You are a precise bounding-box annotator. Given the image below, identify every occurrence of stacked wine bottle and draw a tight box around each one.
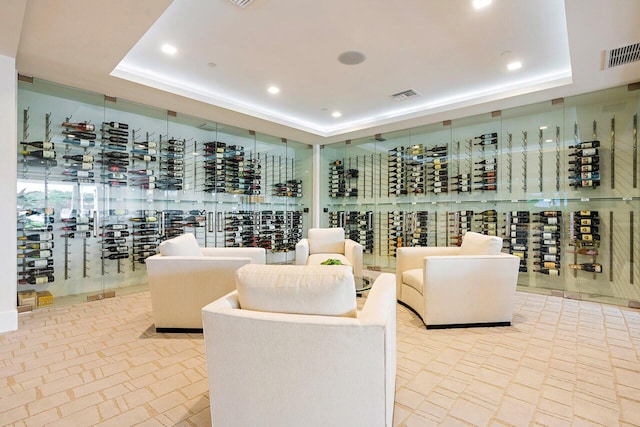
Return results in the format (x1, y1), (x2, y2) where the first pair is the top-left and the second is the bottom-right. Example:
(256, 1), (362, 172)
(184, 209), (206, 228)
(532, 211), (562, 276)
(409, 211), (429, 246)
(101, 210), (130, 261)
(203, 141), (226, 193)
(60, 121), (96, 182)
(273, 179), (302, 197)
(242, 156), (261, 195)
(60, 210), (92, 239)
(474, 133), (498, 191)
(329, 160), (346, 197)
(505, 211), (530, 273)
(388, 211), (405, 256)
(343, 168), (358, 197)
(99, 122), (129, 187)
(448, 210), (473, 246)
(17, 208), (55, 285)
(328, 210), (344, 228)
(428, 145), (448, 194)
(569, 210), (602, 273)
(131, 210), (159, 263)
(476, 210), (498, 236)
(568, 141), (600, 189)
(162, 209), (184, 240)
(407, 145), (425, 194)
(21, 140), (58, 169)
(225, 211), (258, 247)
(158, 139), (184, 190)
(130, 133), (157, 190)
(388, 147), (406, 196)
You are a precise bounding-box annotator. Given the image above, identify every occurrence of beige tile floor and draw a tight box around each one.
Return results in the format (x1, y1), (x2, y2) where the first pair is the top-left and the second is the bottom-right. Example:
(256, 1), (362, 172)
(1, 290), (639, 426)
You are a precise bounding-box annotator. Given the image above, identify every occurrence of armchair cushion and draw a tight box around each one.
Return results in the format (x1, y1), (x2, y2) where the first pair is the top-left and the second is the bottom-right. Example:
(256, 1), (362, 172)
(236, 264), (357, 318)
(158, 233), (202, 257)
(402, 268), (423, 293)
(308, 227), (345, 254)
(459, 231), (502, 255)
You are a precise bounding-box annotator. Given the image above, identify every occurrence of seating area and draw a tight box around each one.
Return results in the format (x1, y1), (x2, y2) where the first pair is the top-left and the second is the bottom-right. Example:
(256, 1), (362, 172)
(144, 229), (520, 425)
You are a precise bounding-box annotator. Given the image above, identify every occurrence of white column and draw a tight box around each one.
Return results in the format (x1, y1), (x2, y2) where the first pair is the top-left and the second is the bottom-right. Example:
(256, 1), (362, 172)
(0, 54), (18, 333)
(312, 144), (321, 228)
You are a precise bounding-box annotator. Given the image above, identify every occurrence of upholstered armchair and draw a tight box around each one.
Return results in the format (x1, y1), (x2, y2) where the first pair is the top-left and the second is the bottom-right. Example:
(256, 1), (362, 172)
(295, 227), (363, 277)
(396, 232), (520, 329)
(145, 233), (265, 332)
(202, 264), (396, 427)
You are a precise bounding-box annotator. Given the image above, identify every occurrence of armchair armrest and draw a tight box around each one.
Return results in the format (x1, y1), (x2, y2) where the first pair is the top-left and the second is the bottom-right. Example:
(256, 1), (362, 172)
(344, 239), (363, 277)
(396, 246), (460, 296)
(295, 238), (309, 265)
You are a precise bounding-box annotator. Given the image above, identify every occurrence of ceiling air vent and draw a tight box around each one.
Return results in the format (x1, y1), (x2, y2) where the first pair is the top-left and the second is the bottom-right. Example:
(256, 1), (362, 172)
(228, 0), (255, 8)
(605, 42), (640, 68)
(391, 89), (420, 101)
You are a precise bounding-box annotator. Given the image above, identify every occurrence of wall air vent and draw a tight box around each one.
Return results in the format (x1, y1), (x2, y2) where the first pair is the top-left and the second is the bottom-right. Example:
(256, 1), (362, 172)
(228, 0), (256, 8)
(605, 42), (640, 68)
(391, 89), (420, 101)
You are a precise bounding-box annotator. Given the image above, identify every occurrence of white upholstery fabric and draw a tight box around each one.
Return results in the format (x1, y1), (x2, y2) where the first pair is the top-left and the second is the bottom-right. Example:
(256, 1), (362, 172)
(158, 233), (202, 257)
(308, 227), (345, 254)
(146, 245), (266, 330)
(459, 231), (503, 255)
(396, 241), (520, 328)
(402, 268), (423, 293)
(236, 264), (357, 318)
(202, 272), (397, 427)
(295, 228), (364, 278)
(306, 253), (351, 267)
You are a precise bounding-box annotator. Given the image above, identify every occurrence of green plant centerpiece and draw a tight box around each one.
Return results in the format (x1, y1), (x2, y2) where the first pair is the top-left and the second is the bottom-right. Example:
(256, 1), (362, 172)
(320, 259), (343, 265)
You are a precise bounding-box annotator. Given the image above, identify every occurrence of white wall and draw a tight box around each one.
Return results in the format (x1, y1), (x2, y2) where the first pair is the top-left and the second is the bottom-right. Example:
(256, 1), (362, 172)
(0, 54), (18, 333)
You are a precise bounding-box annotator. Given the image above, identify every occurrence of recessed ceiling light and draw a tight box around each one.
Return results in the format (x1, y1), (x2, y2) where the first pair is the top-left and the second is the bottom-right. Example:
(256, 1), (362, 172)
(207, 62), (217, 68)
(473, 0), (492, 10)
(507, 61), (522, 71)
(161, 44), (177, 55)
(338, 51), (366, 66)
(267, 86), (280, 95)
(332, 111), (342, 118)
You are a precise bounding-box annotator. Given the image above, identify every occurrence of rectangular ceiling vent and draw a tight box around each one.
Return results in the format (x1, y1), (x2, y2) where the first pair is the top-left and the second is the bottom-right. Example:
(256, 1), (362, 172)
(391, 89), (420, 101)
(605, 42), (640, 68)
(228, 0), (256, 8)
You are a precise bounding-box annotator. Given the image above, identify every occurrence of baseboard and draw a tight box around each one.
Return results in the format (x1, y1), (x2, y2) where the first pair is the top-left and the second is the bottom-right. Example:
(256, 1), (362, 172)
(0, 308), (18, 333)
(155, 327), (203, 334)
(426, 321), (511, 330)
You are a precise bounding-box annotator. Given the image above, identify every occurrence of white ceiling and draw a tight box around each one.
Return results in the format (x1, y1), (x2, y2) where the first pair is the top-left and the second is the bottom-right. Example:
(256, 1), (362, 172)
(4, 0), (640, 145)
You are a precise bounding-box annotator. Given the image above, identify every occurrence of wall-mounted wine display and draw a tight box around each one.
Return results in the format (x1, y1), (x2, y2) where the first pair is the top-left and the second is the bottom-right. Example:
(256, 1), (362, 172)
(448, 211), (473, 246)
(504, 211), (530, 273)
(17, 208), (55, 286)
(569, 210), (602, 274)
(225, 210), (303, 251)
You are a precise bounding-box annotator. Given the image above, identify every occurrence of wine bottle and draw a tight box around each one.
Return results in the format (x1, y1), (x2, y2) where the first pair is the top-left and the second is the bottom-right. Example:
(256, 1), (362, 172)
(21, 141), (54, 150)
(62, 170), (94, 178)
(101, 230), (131, 238)
(102, 253), (129, 260)
(534, 254), (560, 262)
(537, 245), (559, 254)
(20, 258), (54, 268)
(104, 151), (129, 159)
(133, 155), (157, 162)
(568, 148), (598, 157)
(63, 154), (93, 163)
(63, 130), (97, 140)
(533, 268), (560, 276)
(18, 233), (54, 242)
(475, 133), (498, 139)
(17, 241), (54, 250)
(568, 263), (602, 273)
(21, 274), (55, 285)
(130, 216), (157, 223)
(574, 233), (600, 241)
(575, 211), (598, 217)
(102, 136), (128, 144)
(568, 140), (600, 149)
(62, 122), (95, 132)
(63, 137), (95, 148)
(568, 164), (599, 173)
(474, 138), (498, 146)
(105, 223), (128, 230)
(534, 211), (562, 217)
(569, 157), (598, 165)
(61, 231), (91, 238)
(475, 158), (497, 165)
(533, 261), (560, 269)
(577, 217), (599, 226)
(103, 121), (129, 130)
(61, 224), (92, 231)
(569, 171), (600, 181)
(17, 249), (52, 259)
(570, 180), (600, 188)
(22, 149), (56, 159)
(102, 128), (129, 137)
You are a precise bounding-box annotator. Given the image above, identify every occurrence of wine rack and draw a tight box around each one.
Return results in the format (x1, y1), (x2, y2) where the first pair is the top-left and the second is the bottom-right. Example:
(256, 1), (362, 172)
(473, 133), (498, 192)
(328, 160), (345, 197)
(130, 130), (157, 190)
(531, 211), (562, 276)
(388, 147), (405, 196)
(273, 179), (302, 198)
(158, 138), (184, 191)
(407, 145), (425, 195)
(568, 137), (601, 190)
(99, 121), (129, 188)
(408, 211), (429, 246)
(203, 140), (225, 193)
(387, 211), (405, 257)
(162, 209), (184, 240)
(451, 140), (472, 194)
(569, 210), (602, 274)
(17, 208), (56, 287)
(100, 210), (130, 271)
(131, 210), (160, 264)
(428, 145), (448, 194)
(504, 211), (530, 273)
(476, 210), (498, 236)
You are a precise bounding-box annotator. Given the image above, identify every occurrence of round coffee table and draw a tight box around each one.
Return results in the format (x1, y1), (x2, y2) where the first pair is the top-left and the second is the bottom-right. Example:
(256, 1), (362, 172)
(355, 276), (373, 295)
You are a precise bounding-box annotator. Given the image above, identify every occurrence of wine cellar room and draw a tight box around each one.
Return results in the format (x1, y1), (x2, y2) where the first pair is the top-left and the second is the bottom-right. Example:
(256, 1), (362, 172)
(2, 0), (640, 332)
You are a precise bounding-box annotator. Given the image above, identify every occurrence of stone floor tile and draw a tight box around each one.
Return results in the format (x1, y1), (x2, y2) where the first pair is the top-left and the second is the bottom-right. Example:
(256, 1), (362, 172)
(449, 397), (494, 426)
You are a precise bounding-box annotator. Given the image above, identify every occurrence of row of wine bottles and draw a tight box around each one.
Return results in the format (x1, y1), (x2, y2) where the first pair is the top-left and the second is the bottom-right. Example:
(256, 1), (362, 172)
(224, 210), (304, 251)
(328, 160), (358, 198)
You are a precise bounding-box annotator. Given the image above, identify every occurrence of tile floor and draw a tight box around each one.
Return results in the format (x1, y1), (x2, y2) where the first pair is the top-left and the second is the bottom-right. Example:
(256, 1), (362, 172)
(1, 290), (639, 426)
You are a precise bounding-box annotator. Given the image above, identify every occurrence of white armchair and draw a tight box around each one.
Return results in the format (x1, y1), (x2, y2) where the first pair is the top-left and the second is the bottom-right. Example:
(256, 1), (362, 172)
(295, 228), (363, 277)
(396, 232), (520, 329)
(145, 233), (265, 332)
(202, 264), (396, 427)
